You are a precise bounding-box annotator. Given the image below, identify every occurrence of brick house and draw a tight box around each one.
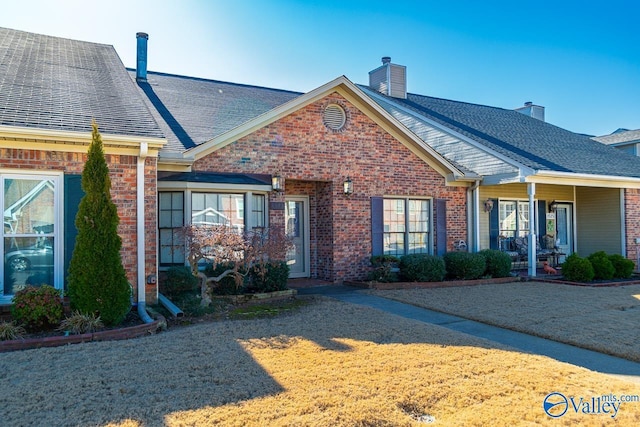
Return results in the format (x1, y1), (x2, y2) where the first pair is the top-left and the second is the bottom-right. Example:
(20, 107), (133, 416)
(3, 27), (640, 310)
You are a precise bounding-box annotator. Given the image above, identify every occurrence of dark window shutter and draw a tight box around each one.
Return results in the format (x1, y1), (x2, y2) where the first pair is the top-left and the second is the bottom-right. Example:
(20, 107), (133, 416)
(371, 197), (384, 256)
(64, 174), (84, 286)
(489, 198), (499, 249)
(537, 200), (547, 244)
(435, 199), (447, 256)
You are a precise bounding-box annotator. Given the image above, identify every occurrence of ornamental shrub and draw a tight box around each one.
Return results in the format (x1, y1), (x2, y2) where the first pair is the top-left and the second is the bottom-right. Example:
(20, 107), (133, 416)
(11, 285), (64, 331)
(587, 251), (615, 280)
(161, 266), (199, 296)
(67, 122), (132, 326)
(479, 249), (513, 278)
(205, 262), (247, 295)
(0, 322), (26, 341)
(247, 260), (290, 293)
(561, 253), (594, 282)
(368, 255), (400, 283)
(399, 254), (446, 282)
(58, 311), (104, 335)
(443, 252), (487, 280)
(608, 254), (635, 279)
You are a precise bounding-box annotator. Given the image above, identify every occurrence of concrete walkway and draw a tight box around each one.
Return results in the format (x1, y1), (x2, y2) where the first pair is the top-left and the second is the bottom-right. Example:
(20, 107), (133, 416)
(297, 285), (640, 384)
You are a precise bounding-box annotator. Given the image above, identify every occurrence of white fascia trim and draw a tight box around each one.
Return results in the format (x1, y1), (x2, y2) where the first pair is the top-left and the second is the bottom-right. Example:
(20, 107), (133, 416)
(528, 170), (640, 188)
(361, 88), (535, 176)
(0, 125), (166, 154)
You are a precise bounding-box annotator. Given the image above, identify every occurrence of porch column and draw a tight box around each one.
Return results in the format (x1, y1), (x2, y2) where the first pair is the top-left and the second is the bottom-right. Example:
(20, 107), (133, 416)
(528, 183), (537, 277)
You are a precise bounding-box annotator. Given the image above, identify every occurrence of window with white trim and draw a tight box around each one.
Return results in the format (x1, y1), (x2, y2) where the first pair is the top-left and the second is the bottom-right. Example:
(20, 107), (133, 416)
(159, 192), (185, 266)
(499, 200), (529, 239)
(383, 198), (430, 256)
(2, 174), (60, 297)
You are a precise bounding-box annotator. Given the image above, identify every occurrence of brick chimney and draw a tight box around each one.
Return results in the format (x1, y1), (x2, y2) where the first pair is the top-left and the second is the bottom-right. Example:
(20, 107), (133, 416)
(136, 32), (149, 82)
(369, 57), (407, 99)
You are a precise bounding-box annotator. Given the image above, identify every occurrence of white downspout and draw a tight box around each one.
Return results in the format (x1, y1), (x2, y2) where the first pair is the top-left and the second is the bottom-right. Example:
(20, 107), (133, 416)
(528, 183), (537, 277)
(136, 142), (153, 323)
(469, 181), (480, 252)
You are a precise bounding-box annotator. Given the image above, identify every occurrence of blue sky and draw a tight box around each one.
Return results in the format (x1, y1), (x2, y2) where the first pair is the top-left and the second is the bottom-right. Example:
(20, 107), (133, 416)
(2, 0), (639, 136)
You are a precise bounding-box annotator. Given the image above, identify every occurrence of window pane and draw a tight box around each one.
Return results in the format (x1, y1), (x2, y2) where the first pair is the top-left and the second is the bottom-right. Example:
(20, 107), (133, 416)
(4, 178), (55, 235)
(408, 232), (428, 254)
(384, 199), (405, 232)
(499, 201), (517, 238)
(518, 202), (529, 236)
(252, 194), (265, 229)
(384, 233), (404, 256)
(408, 200), (428, 232)
(4, 237), (54, 295)
(192, 193), (244, 232)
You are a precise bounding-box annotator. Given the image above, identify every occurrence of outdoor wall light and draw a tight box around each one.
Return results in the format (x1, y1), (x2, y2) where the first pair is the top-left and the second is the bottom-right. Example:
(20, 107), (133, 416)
(549, 201), (558, 212)
(343, 177), (353, 195)
(483, 199), (494, 213)
(271, 174), (284, 192)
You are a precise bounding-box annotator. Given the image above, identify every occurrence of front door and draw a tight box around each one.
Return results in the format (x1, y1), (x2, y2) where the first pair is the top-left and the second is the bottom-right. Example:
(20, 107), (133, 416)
(555, 203), (573, 261)
(285, 197), (309, 278)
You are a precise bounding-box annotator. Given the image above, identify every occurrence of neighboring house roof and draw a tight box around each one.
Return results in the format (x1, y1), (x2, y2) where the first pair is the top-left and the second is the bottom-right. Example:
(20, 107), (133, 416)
(593, 129), (640, 146)
(0, 27), (163, 139)
(128, 70), (301, 154)
(361, 87), (640, 181)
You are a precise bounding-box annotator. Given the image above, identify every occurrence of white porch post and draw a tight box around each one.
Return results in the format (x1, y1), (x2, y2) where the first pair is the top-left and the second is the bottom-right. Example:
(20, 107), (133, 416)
(528, 182), (537, 277)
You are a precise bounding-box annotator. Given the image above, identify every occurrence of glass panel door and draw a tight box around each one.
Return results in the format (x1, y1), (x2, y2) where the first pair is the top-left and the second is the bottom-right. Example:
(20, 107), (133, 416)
(3, 177), (56, 296)
(285, 197), (309, 278)
(555, 204), (573, 259)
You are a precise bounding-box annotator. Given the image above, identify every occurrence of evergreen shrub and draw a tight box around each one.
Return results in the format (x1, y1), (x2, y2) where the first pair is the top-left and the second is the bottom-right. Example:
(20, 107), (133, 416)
(161, 266), (199, 296)
(561, 253), (594, 282)
(479, 249), (513, 278)
(247, 260), (290, 293)
(67, 122), (132, 326)
(399, 254), (446, 282)
(443, 252), (486, 280)
(608, 254), (635, 279)
(368, 255), (400, 283)
(587, 251), (615, 280)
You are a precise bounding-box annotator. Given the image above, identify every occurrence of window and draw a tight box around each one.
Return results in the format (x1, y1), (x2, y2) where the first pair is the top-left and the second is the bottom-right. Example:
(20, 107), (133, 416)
(159, 192), (184, 265)
(2, 175), (59, 297)
(499, 200), (529, 239)
(159, 191), (267, 266)
(383, 198), (430, 256)
(251, 194), (265, 229)
(191, 193), (245, 232)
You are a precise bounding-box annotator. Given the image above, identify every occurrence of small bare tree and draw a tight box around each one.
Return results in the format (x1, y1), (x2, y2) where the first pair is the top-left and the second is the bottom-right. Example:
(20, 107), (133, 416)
(181, 225), (290, 305)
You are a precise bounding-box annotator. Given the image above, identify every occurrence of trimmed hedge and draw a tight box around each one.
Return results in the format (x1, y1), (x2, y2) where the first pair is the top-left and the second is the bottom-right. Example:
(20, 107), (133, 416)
(161, 266), (199, 296)
(247, 261), (290, 293)
(587, 251), (615, 280)
(368, 255), (400, 283)
(561, 253), (595, 282)
(479, 249), (513, 278)
(608, 254), (635, 279)
(399, 254), (446, 282)
(443, 252), (487, 280)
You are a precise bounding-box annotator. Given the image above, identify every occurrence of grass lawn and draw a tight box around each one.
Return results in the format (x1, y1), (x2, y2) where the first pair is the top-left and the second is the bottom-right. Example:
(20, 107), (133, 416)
(370, 281), (640, 363)
(2, 297), (639, 426)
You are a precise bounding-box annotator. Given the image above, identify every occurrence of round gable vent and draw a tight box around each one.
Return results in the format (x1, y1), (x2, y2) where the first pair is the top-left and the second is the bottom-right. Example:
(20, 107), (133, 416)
(323, 104), (347, 131)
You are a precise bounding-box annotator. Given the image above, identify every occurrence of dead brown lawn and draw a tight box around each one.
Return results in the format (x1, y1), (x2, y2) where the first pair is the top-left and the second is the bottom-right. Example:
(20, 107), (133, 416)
(369, 281), (640, 362)
(1, 297), (639, 426)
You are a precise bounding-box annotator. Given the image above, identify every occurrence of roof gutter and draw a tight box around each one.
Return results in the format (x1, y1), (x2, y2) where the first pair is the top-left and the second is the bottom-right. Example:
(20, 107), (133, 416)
(529, 170), (640, 189)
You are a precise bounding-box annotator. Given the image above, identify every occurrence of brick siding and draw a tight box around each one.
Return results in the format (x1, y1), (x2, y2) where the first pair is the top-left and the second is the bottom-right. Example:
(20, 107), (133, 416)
(193, 93), (467, 282)
(0, 147), (157, 302)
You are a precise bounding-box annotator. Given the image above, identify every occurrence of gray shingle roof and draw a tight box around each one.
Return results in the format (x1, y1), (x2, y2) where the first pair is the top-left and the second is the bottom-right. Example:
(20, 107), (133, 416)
(362, 87), (640, 179)
(593, 129), (640, 145)
(0, 27), (163, 138)
(128, 70), (301, 154)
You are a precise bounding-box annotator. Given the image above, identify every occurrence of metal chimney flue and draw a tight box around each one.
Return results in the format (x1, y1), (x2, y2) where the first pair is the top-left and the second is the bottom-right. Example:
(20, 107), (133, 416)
(136, 32), (148, 82)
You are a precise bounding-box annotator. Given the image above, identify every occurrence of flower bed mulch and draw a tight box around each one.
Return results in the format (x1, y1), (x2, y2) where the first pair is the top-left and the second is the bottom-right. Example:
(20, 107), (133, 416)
(0, 310), (163, 353)
(346, 276), (520, 290)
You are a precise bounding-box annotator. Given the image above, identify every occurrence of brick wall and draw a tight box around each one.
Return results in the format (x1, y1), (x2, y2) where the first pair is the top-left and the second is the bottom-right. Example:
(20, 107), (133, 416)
(625, 188), (640, 268)
(192, 93), (467, 282)
(0, 147), (157, 301)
